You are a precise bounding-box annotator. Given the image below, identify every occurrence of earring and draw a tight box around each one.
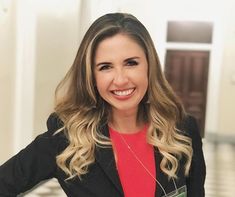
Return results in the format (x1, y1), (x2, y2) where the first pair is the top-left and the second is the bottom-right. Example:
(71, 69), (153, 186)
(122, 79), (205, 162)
(145, 100), (150, 104)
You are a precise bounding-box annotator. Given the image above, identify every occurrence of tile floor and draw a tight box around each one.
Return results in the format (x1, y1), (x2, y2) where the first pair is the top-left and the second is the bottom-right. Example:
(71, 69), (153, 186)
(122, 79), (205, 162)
(21, 140), (235, 197)
(203, 140), (235, 197)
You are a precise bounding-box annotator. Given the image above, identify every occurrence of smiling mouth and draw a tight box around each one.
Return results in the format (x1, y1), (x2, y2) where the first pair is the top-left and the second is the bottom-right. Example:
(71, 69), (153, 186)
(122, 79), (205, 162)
(111, 88), (135, 96)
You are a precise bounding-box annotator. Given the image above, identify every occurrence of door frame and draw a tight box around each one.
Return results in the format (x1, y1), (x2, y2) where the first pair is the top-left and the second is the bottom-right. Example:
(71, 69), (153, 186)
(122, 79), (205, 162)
(161, 21), (225, 136)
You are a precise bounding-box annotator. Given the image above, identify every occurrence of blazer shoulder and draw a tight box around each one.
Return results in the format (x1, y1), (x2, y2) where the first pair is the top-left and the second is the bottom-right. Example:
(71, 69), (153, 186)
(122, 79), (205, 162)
(177, 115), (200, 138)
(46, 112), (64, 135)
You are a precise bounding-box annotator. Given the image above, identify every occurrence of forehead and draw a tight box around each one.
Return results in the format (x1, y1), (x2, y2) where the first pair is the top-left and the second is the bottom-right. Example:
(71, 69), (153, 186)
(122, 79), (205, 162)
(94, 34), (145, 61)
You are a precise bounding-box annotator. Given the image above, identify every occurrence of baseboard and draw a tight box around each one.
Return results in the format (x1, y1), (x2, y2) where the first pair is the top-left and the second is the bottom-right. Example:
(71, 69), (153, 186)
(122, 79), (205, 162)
(205, 132), (235, 144)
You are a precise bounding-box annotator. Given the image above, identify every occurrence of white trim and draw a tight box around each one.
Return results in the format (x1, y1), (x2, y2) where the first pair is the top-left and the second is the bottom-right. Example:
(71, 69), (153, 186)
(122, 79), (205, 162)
(13, 0), (36, 153)
(162, 20), (224, 135)
(204, 21), (225, 134)
(165, 43), (212, 51)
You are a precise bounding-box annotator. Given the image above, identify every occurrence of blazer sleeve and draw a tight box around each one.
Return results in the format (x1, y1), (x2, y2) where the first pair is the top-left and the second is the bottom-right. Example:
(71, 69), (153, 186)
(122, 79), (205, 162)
(184, 116), (206, 197)
(0, 113), (65, 196)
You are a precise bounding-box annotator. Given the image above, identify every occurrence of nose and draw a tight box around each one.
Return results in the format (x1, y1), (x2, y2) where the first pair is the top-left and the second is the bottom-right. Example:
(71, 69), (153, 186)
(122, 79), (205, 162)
(112, 68), (129, 87)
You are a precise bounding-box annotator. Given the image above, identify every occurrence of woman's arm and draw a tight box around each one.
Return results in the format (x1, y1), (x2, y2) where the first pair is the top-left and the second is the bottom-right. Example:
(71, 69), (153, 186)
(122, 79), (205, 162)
(185, 116), (206, 197)
(0, 114), (65, 196)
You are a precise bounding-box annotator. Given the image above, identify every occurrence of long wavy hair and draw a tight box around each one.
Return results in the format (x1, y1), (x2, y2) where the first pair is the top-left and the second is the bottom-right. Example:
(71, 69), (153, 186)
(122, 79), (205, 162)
(55, 13), (192, 179)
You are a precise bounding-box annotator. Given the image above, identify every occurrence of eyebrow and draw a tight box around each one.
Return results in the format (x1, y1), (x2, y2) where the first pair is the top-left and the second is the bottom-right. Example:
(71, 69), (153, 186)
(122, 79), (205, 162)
(95, 62), (111, 67)
(95, 56), (140, 67)
(124, 57), (140, 62)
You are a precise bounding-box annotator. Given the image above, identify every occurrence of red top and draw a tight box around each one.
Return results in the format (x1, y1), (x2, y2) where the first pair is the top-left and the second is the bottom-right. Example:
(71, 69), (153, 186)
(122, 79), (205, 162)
(109, 125), (156, 197)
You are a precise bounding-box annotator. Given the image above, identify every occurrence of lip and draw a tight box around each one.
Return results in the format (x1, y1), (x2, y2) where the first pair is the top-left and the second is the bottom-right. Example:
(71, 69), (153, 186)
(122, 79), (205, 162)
(111, 88), (135, 100)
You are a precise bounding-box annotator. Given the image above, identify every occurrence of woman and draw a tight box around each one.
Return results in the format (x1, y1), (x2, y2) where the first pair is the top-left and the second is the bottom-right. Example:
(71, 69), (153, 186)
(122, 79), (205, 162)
(0, 13), (206, 197)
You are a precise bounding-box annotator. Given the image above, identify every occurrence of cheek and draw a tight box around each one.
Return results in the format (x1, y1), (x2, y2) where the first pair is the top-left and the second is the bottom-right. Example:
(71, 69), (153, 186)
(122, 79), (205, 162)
(95, 74), (110, 94)
(95, 77), (103, 93)
(137, 68), (148, 86)
(140, 73), (149, 94)
(142, 77), (149, 91)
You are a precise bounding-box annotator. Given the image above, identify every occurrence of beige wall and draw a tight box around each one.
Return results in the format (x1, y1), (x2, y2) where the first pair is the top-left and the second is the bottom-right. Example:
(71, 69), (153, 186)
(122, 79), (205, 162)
(218, 1), (235, 134)
(33, 0), (81, 134)
(0, 1), (16, 162)
(0, 0), (82, 162)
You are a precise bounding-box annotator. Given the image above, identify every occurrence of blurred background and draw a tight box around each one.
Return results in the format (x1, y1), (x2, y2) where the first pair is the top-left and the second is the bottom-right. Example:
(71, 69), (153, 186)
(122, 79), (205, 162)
(0, 0), (235, 196)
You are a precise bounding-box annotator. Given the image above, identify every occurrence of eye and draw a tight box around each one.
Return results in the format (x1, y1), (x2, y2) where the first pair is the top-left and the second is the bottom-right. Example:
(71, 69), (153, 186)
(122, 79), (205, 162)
(126, 60), (138, 66)
(98, 64), (111, 71)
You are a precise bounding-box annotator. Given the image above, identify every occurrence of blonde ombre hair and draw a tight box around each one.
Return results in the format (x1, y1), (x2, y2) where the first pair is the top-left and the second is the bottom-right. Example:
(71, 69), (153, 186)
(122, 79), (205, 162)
(55, 13), (192, 179)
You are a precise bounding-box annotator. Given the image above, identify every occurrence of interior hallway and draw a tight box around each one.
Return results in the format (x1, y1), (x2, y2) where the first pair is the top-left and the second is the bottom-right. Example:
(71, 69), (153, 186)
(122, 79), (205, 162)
(20, 140), (235, 197)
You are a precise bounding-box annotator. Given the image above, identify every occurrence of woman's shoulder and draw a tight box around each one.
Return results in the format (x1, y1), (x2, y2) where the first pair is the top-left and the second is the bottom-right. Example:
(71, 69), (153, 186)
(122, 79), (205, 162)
(179, 114), (198, 128)
(177, 115), (201, 139)
(46, 112), (64, 134)
(34, 113), (68, 154)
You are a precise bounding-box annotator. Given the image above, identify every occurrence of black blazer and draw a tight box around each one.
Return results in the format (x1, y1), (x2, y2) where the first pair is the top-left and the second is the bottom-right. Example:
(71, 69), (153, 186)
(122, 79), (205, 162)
(0, 114), (206, 197)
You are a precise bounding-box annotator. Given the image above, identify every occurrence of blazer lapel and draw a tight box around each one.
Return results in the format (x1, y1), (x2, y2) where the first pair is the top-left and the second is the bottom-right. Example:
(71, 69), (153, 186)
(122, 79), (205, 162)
(95, 124), (172, 197)
(155, 148), (170, 197)
(95, 125), (124, 195)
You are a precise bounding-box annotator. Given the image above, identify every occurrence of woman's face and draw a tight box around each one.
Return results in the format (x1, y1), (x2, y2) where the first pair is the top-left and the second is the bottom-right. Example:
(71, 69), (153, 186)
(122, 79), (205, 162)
(94, 34), (148, 115)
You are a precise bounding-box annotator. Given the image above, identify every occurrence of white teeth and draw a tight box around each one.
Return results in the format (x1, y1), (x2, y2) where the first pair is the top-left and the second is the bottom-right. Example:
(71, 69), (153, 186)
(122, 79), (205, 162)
(113, 88), (134, 96)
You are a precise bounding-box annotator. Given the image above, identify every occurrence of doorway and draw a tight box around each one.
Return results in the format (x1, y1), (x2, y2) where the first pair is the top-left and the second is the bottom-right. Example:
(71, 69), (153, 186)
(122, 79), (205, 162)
(164, 50), (210, 137)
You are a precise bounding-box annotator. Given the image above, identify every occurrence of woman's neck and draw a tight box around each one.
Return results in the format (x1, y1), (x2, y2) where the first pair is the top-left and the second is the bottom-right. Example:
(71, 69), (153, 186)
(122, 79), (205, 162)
(109, 109), (145, 134)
